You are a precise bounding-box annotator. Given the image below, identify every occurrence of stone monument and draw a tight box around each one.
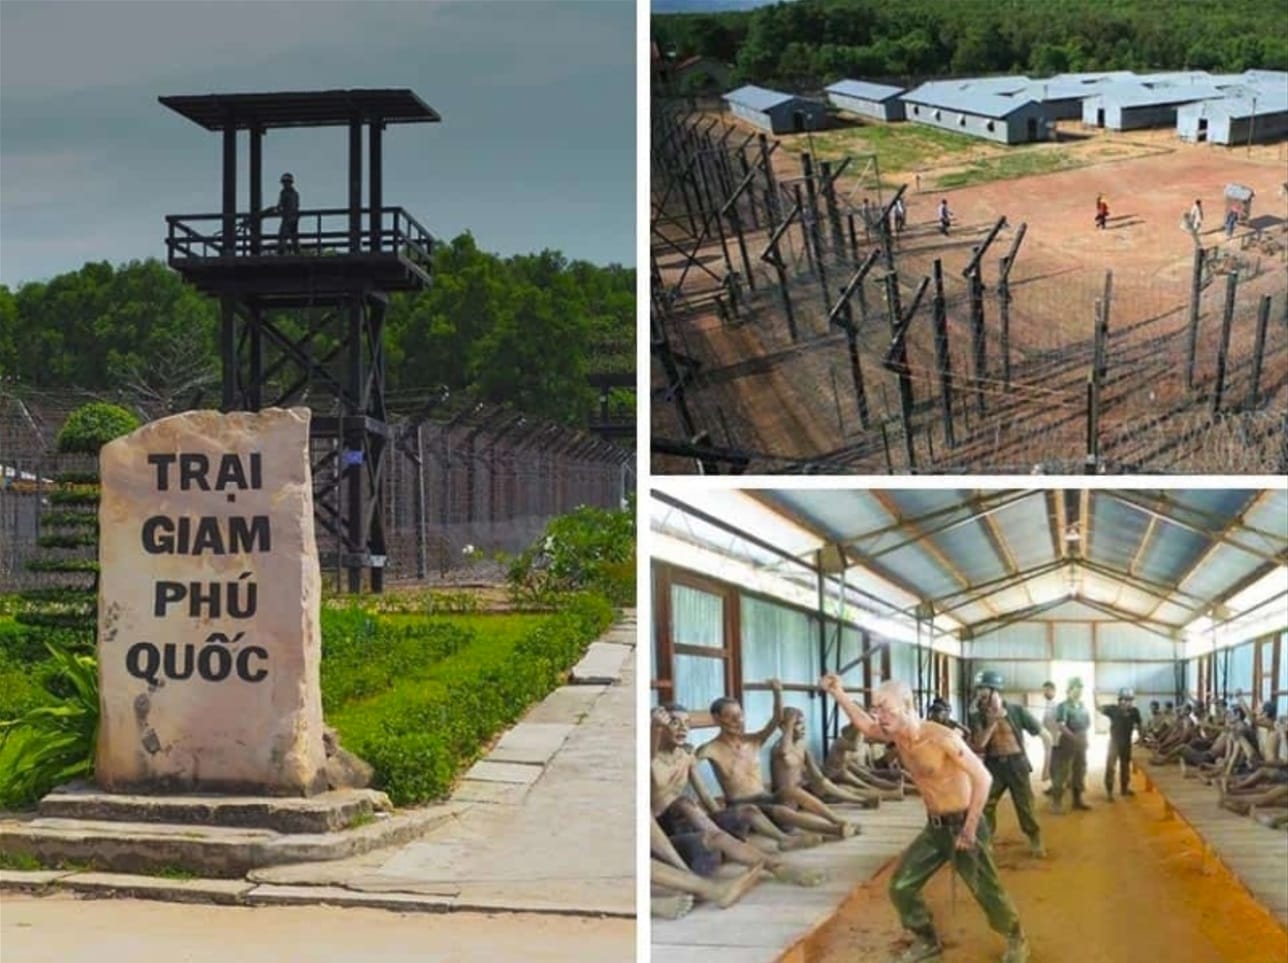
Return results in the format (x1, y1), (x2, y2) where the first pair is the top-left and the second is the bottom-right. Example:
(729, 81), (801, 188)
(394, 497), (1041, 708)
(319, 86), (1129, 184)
(96, 408), (327, 795)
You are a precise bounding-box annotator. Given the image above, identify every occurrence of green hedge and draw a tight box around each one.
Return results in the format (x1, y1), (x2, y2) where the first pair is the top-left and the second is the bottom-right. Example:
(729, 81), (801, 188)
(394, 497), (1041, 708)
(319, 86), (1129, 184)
(47, 490), (99, 507)
(330, 593), (614, 806)
(55, 402), (139, 454)
(320, 607), (475, 713)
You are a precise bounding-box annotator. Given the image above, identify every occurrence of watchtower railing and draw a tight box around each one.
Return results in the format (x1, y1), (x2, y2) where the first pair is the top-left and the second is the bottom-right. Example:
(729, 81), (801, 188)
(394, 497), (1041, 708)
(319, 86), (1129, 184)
(165, 206), (434, 268)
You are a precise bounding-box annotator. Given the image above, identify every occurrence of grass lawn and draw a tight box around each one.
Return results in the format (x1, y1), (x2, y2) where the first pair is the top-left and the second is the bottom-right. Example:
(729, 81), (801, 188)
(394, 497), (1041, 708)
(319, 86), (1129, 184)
(934, 146), (1086, 189)
(800, 121), (984, 174)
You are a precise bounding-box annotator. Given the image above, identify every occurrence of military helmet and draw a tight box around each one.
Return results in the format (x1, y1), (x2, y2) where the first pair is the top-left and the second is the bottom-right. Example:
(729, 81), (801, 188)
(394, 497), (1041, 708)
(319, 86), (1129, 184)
(281, 172), (294, 183)
(975, 670), (1004, 690)
(1118, 687), (1135, 700)
(1067, 676), (1084, 691)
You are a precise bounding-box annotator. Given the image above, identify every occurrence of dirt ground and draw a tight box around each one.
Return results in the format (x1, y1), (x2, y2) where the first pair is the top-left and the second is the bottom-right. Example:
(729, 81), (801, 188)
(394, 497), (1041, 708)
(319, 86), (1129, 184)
(652, 118), (1288, 473)
(0, 896), (634, 962)
(812, 764), (1288, 963)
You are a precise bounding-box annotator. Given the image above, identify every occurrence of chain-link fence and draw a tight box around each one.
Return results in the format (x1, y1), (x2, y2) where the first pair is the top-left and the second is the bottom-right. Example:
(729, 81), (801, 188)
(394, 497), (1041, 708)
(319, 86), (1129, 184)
(651, 103), (1288, 474)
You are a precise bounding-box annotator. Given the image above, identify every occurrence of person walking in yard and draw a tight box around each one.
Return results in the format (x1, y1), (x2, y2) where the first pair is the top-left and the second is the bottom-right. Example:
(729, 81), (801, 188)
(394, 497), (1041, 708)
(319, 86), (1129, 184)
(1224, 207), (1239, 240)
(819, 675), (1031, 963)
(938, 198), (952, 235)
(1189, 198), (1204, 234)
(1095, 194), (1109, 230)
(893, 196), (907, 234)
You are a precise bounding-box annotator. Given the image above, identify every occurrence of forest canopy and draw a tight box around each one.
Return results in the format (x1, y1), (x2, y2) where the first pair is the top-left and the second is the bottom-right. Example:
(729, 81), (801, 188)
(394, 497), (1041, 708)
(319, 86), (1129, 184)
(0, 235), (634, 426)
(652, 0), (1288, 91)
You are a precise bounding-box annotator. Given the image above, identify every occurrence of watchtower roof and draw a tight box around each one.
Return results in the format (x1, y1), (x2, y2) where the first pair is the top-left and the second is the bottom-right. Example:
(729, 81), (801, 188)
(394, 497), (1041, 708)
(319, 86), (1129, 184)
(158, 88), (441, 131)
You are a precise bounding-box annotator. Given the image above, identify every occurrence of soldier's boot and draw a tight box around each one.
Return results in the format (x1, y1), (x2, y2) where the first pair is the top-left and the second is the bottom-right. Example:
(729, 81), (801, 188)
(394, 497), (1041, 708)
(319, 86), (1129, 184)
(1072, 791), (1091, 811)
(1049, 794), (1064, 814)
(1002, 932), (1031, 963)
(888, 933), (943, 963)
(1028, 835), (1046, 858)
(1104, 782), (1114, 802)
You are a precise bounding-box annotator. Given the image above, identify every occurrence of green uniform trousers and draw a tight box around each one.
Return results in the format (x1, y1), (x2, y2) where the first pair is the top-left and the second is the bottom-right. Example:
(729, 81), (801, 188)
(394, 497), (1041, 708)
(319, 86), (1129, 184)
(1105, 738), (1133, 794)
(1051, 737), (1088, 802)
(888, 818), (1022, 940)
(983, 753), (1042, 843)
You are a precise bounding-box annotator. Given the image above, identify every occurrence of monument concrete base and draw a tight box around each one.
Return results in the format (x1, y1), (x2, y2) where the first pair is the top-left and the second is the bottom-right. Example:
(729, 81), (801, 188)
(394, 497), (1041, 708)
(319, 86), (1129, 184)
(0, 784), (461, 878)
(37, 782), (391, 833)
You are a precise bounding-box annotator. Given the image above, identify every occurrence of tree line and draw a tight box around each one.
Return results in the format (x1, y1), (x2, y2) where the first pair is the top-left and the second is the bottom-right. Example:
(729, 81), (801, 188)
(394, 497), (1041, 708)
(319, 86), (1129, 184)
(0, 234), (634, 426)
(653, 0), (1288, 92)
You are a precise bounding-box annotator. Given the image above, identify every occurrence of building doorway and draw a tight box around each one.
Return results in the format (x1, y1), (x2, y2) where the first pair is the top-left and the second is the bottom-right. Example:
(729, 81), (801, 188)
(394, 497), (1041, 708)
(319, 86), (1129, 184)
(1026, 117), (1038, 140)
(1197, 118), (1208, 143)
(792, 110), (806, 133)
(1096, 107), (1105, 127)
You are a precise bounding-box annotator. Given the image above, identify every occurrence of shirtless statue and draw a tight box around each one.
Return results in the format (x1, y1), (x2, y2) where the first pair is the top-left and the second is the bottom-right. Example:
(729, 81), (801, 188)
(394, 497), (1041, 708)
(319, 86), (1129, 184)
(819, 674), (1030, 963)
(650, 818), (765, 918)
(651, 705), (825, 886)
(697, 682), (855, 839)
(771, 706), (875, 819)
(824, 725), (909, 798)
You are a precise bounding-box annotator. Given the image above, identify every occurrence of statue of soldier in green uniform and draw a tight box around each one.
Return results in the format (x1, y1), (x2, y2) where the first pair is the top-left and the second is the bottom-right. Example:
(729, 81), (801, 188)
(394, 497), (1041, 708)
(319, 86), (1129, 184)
(968, 671), (1045, 858)
(1051, 677), (1092, 813)
(1099, 688), (1143, 801)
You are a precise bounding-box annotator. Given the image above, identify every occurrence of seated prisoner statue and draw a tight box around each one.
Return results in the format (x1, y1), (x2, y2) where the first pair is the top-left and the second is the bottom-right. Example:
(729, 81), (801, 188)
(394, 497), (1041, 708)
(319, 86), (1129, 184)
(651, 706), (825, 885)
(770, 706), (873, 820)
(696, 682), (854, 840)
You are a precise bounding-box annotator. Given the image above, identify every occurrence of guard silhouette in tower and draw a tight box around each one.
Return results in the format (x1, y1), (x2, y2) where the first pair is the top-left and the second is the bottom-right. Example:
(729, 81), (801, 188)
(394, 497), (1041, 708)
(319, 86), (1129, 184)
(267, 172), (300, 254)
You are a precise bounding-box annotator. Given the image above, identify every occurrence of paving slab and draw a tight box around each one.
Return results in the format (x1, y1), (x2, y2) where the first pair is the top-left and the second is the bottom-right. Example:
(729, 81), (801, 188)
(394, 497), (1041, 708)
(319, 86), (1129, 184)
(569, 641), (632, 685)
(449, 780), (531, 806)
(462, 760), (545, 785)
(486, 723), (574, 766)
(246, 883), (455, 913)
(59, 872), (253, 905)
(520, 685), (605, 724)
(0, 869), (77, 888)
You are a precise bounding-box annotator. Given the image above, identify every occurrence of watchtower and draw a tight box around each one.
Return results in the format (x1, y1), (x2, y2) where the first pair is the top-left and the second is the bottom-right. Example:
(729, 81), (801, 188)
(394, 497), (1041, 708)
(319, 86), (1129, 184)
(160, 89), (440, 592)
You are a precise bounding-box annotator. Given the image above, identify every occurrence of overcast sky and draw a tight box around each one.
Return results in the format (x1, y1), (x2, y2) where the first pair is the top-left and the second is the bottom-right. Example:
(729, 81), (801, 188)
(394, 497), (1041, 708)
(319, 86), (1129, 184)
(0, 0), (635, 286)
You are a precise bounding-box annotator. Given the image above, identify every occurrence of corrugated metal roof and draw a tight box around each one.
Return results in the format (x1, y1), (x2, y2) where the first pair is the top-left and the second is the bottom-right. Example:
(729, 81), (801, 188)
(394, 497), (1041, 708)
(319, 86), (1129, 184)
(724, 84), (801, 112)
(826, 79), (904, 102)
(1094, 81), (1222, 108)
(657, 489), (1286, 639)
(902, 81), (1037, 118)
(1208, 88), (1288, 118)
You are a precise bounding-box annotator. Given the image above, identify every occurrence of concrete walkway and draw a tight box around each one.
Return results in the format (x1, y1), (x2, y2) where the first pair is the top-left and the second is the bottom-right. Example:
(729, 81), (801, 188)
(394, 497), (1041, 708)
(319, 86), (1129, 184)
(2, 610), (637, 922)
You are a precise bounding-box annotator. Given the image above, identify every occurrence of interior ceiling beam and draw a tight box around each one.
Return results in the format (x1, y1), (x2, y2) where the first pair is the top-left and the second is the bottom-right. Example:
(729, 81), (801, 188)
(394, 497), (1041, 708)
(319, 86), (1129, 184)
(963, 598), (1070, 637)
(963, 594), (1183, 639)
(1141, 489), (1282, 621)
(931, 559), (1068, 616)
(1106, 490), (1285, 564)
(1076, 556), (1211, 611)
(1052, 489), (1069, 562)
(843, 489), (1040, 560)
(867, 490), (989, 614)
(743, 491), (934, 617)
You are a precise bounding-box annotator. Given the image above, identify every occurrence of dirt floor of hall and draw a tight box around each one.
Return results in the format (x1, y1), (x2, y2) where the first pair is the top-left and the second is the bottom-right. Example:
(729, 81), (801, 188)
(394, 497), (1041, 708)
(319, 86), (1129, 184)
(815, 763), (1287, 962)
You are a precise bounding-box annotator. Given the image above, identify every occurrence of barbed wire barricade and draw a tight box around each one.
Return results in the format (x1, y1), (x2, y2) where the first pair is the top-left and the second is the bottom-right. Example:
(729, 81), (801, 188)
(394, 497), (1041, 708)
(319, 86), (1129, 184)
(1, 392), (631, 591)
(650, 100), (1288, 475)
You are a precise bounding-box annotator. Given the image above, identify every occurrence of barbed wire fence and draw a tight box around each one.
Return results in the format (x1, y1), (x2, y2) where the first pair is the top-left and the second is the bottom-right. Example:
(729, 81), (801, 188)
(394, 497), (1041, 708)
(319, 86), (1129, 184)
(651, 100), (1288, 475)
(0, 391), (631, 592)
